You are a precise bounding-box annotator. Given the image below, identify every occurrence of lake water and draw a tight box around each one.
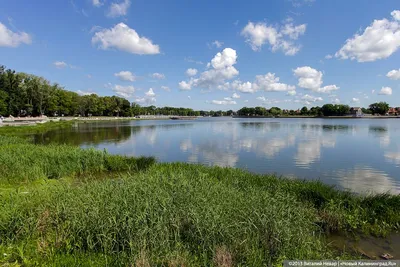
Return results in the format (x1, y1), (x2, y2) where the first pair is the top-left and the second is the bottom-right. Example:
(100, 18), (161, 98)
(33, 118), (400, 194)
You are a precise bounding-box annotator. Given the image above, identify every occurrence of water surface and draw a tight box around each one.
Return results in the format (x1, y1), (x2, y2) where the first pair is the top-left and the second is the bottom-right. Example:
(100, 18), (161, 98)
(33, 118), (400, 194)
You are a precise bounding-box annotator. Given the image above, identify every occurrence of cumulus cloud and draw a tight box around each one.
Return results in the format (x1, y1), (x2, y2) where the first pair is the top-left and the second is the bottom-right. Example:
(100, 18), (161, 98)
(112, 84), (135, 98)
(378, 87), (392, 95)
(387, 69), (400, 80)
(231, 72), (295, 94)
(107, 0), (130, 17)
(281, 23), (307, 39)
(335, 10), (400, 62)
(145, 88), (155, 97)
(232, 93), (240, 99)
(179, 48), (239, 90)
(0, 22), (31, 47)
(293, 66), (339, 93)
(287, 90), (297, 96)
(186, 68), (198, 76)
(351, 97), (360, 103)
(179, 81), (192, 91)
(211, 99), (237, 105)
(114, 70), (135, 82)
(92, 23), (160, 55)
(151, 72), (165, 79)
(392, 10), (400, 21)
(241, 21), (306, 55)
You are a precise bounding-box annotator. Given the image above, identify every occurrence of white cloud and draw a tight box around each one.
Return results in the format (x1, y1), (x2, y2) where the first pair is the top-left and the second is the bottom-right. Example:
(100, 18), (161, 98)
(293, 66), (339, 93)
(335, 10), (400, 62)
(325, 54), (333, 59)
(92, 23), (160, 55)
(254, 73), (296, 92)
(179, 81), (192, 91)
(281, 23), (306, 39)
(256, 96), (266, 101)
(92, 0), (103, 7)
(301, 94), (323, 102)
(211, 40), (224, 48)
(112, 84), (135, 98)
(287, 90), (296, 96)
(391, 10), (400, 21)
(53, 61), (68, 69)
(224, 97), (232, 101)
(151, 72), (165, 79)
(107, 0), (130, 17)
(211, 100), (237, 105)
(161, 86), (170, 92)
(244, 100), (249, 103)
(351, 97), (360, 103)
(387, 69), (400, 80)
(145, 88), (155, 97)
(186, 68), (198, 76)
(332, 98), (340, 104)
(232, 93), (240, 99)
(114, 70), (135, 82)
(77, 90), (96, 96)
(241, 21), (306, 55)
(179, 48), (239, 90)
(0, 22), (31, 48)
(231, 81), (256, 93)
(378, 87), (392, 95)
(135, 97), (156, 105)
(231, 72), (295, 94)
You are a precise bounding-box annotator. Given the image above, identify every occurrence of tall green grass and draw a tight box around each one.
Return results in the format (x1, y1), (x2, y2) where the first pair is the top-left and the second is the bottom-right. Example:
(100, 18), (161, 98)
(0, 135), (155, 183)
(0, 121), (74, 136)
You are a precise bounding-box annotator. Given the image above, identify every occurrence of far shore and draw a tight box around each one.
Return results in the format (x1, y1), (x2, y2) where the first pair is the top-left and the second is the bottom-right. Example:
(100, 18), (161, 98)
(1, 114), (400, 127)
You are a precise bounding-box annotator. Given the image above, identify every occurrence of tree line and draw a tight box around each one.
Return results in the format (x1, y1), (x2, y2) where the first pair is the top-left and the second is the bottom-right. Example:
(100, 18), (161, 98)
(0, 65), (393, 118)
(237, 102), (391, 117)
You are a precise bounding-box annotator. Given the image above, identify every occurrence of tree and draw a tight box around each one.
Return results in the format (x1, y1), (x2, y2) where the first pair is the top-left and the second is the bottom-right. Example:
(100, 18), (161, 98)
(369, 102), (389, 115)
(300, 106), (308, 115)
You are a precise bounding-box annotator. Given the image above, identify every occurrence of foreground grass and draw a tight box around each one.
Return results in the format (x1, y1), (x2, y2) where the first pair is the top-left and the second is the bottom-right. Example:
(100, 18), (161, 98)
(0, 135), (399, 266)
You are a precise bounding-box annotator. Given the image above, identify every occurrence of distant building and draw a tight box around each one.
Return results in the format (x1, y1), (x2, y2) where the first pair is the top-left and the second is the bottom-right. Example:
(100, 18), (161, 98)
(350, 107), (363, 117)
(388, 107), (399, 115)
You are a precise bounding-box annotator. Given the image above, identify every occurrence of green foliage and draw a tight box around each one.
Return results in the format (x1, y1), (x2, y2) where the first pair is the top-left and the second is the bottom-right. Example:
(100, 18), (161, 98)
(0, 136), (155, 183)
(369, 102), (389, 115)
(1, 160), (399, 266)
(321, 104), (350, 116)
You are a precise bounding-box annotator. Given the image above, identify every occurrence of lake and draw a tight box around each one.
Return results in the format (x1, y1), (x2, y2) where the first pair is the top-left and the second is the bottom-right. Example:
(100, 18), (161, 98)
(33, 118), (400, 194)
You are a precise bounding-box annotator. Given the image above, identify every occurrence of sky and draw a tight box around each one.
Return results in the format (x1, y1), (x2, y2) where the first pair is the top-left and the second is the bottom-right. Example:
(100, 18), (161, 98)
(0, 0), (400, 110)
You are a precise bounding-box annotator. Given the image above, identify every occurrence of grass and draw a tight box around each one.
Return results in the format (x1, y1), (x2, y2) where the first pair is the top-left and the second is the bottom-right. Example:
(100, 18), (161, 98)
(0, 121), (75, 136)
(0, 134), (399, 266)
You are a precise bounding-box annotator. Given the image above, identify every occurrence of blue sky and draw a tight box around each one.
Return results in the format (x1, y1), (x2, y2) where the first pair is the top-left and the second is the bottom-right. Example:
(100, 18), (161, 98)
(1, 0), (399, 110)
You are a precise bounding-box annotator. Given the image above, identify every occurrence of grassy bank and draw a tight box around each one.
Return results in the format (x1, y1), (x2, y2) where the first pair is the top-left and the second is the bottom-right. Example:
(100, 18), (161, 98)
(0, 135), (399, 266)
